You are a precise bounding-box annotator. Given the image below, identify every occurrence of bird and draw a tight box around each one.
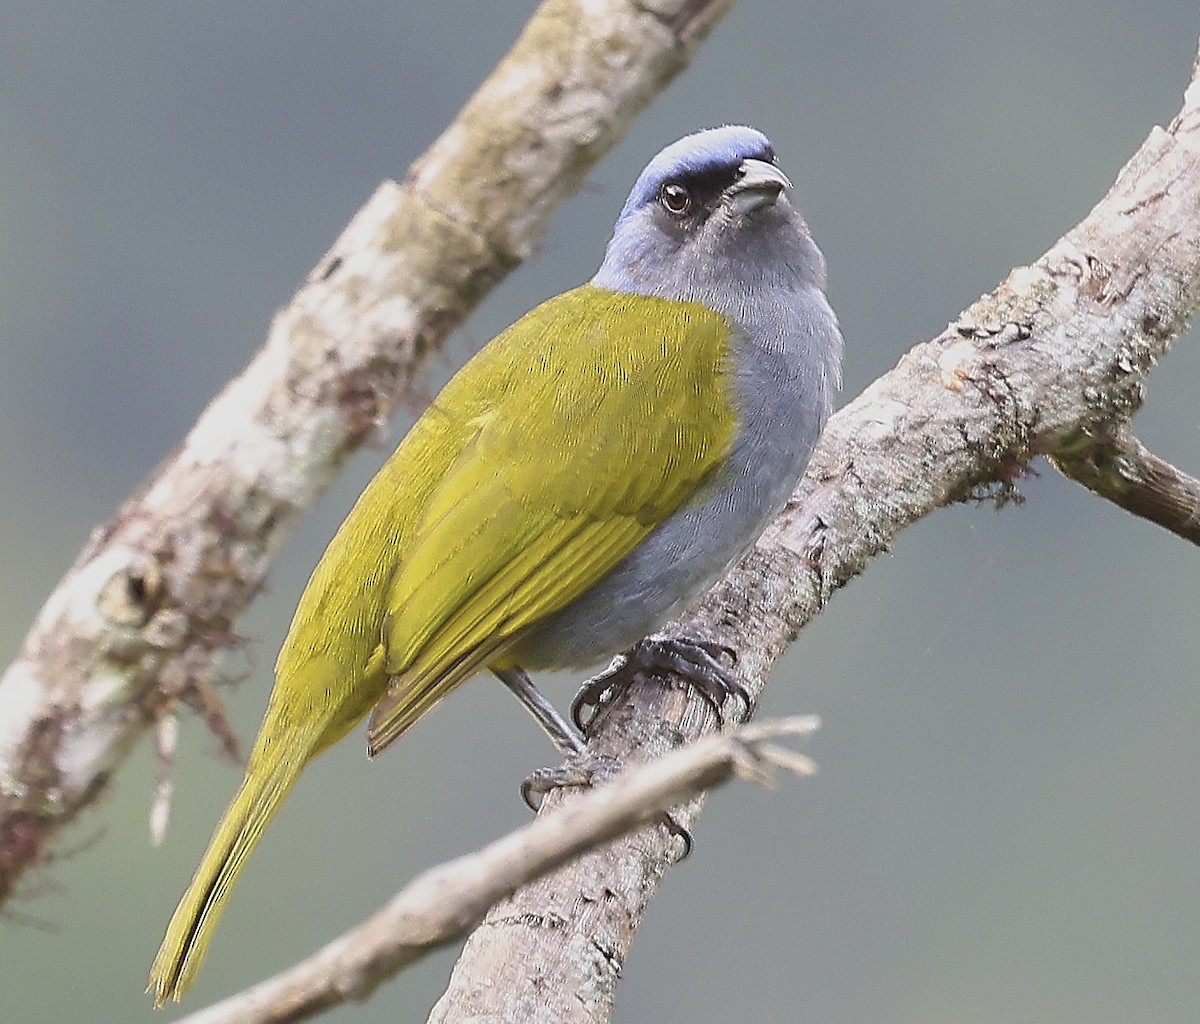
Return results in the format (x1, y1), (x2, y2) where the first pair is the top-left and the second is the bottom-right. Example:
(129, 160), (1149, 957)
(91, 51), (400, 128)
(148, 124), (843, 1006)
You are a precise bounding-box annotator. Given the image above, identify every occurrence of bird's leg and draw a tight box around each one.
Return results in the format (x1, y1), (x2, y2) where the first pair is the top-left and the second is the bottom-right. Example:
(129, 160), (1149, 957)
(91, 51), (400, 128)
(494, 666), (689, 855)
(494, 665), (586, 757)
(571, 636), (752, 733)
(493, 667), (621, 809)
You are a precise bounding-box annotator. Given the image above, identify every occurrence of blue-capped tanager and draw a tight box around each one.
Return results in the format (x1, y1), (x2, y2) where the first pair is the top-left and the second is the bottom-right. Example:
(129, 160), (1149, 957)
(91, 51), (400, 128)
(148, 125), (843, 1005)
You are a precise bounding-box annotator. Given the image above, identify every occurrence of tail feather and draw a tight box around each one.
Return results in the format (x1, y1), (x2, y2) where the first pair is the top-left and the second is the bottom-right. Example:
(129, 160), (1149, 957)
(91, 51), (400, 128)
(147, 746), (306, 1007)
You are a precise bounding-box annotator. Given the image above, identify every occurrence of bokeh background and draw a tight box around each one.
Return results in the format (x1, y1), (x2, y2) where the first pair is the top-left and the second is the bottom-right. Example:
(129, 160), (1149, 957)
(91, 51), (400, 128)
(2, 3), (1199, 1022)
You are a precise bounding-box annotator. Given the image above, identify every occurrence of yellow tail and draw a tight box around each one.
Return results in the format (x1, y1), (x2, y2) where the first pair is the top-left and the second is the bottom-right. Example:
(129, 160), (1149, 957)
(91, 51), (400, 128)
(147, 744), (307, 1007)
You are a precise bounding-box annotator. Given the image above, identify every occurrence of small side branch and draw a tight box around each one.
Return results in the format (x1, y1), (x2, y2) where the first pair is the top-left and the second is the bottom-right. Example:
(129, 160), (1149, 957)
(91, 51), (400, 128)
(1052, 423), (1200, 544)
(170, 719), (818, 1024)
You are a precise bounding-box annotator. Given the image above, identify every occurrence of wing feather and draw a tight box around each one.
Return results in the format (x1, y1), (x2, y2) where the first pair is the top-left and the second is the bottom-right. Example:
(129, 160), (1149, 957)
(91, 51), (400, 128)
(366, 286), (735, 752)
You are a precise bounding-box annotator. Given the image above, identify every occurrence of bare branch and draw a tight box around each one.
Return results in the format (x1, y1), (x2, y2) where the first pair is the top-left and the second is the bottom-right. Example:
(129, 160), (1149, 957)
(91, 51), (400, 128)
(1051, 423), (1200, 544)
(169, 718), (818, 1024)
(0, 0), (737, 904)
(428, 38), (1200, 1024)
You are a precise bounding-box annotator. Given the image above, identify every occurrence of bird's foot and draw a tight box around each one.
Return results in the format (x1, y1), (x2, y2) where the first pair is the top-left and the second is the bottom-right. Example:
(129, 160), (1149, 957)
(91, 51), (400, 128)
(520, 748), (621, 810)
(571, 636), (751, 733)
(520, 749), (693, 859)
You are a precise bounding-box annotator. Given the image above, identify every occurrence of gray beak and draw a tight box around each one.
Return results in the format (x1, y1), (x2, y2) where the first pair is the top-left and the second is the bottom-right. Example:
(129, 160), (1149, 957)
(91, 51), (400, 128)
(726, 158), (792, 215)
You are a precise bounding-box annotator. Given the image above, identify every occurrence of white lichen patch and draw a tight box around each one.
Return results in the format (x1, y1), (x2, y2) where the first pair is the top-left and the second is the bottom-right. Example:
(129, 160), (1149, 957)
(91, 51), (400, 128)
(0, 662), (44, 783)
(857, 398), (911, 441)
(56, 664), (139, 796)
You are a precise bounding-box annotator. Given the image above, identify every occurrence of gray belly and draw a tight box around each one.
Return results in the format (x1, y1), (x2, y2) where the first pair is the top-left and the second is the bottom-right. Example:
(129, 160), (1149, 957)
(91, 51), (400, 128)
(511, 453), (798, 670)
(510, 318), (835, 671)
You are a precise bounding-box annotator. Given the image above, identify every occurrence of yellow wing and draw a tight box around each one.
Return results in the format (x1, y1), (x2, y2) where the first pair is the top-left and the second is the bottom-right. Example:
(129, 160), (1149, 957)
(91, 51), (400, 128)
(366, 285), (736, 753)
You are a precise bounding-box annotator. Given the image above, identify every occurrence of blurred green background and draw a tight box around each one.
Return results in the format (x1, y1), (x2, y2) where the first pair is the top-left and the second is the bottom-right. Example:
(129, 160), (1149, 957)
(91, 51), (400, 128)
(2, 3), (1199, 1022)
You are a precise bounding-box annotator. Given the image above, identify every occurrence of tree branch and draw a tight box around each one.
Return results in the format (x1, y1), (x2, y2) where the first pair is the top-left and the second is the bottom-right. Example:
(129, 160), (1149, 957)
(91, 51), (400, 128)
(1050, 423), (1200, 544)
(167, 718), (816, 1024)
(0, 0), (737, 904)
(6, 11), (1200, 1024)
(426, 39), (1200, 1024)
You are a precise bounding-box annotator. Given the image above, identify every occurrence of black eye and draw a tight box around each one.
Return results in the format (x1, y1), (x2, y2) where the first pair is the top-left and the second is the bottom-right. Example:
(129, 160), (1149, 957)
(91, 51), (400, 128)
(659, 181), (691, 215)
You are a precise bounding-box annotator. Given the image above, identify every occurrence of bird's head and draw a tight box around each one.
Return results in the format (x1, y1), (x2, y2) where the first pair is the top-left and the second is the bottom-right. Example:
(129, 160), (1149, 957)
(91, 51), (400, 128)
(593, 125), (826, 312)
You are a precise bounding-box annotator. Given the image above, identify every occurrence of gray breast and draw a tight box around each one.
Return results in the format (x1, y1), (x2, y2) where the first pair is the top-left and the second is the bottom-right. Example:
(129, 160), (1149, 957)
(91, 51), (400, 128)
(513, 283), (841, 671)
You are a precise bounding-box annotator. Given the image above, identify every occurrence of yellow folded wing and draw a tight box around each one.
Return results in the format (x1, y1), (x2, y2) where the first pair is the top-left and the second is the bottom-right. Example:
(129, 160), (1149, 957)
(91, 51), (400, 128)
(366, 285), (736, 753)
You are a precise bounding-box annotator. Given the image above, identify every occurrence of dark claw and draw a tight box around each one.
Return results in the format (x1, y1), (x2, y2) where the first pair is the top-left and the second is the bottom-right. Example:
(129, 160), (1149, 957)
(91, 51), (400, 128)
(520, 752), (693, 859)
(662, 812), (693, 860)
(571, 654), (631, 733)
(570, 637), (751, 733)
(520, 750), (621, 811)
